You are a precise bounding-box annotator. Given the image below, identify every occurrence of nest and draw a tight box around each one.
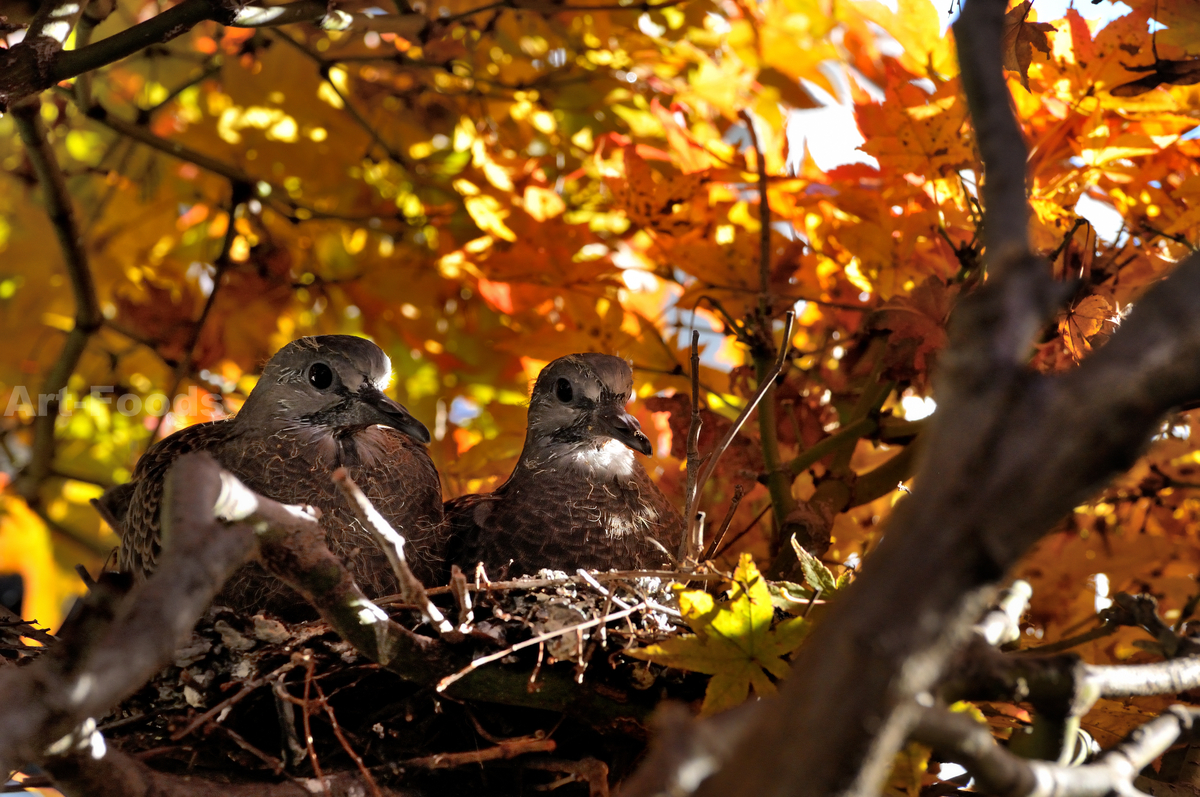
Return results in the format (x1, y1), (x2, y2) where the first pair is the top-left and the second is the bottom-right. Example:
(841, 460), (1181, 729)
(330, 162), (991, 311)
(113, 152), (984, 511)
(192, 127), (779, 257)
(91, 572), (710, 795)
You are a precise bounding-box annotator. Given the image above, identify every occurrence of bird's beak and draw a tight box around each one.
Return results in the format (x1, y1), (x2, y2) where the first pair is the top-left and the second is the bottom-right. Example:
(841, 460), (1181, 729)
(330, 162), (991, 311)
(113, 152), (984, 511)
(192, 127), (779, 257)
(597, 406), (653, 456)
(357, 386), (432, 444)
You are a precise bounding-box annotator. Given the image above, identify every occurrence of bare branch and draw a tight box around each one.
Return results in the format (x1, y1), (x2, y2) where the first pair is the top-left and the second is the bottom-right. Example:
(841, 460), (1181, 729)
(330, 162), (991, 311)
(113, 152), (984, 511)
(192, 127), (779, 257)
(954, 0), (1029, 263)
(975, 580), (1032, 647)
(681, 330), (704, 563)
(151, 184), (247, 442)
(691, 310), (794, 508)
(783, 417), (878, 480)
(912, 704), (1200, 797)
(384, 738), (557, 770)
(1089, 657), (1200, 700)
(76, 98), (391, 223)
(43, 744), (403, 797)
(11, 97), (103, 503)
(0, 0), (352, 112)
(435, 602), (647, 692)
(702, 483), (745, 562)
(0, 455), (261, 774)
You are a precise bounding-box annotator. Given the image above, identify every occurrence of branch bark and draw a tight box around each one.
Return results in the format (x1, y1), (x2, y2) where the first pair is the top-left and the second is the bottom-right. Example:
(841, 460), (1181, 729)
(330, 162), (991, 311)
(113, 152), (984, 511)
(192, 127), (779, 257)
(0, 455), (259, 774)
(43, 745), (409, 797)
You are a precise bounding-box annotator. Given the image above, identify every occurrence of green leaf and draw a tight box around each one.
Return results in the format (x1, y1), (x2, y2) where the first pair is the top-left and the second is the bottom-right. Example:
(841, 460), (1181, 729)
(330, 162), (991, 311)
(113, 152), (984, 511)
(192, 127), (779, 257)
(791, 534), (838, 596)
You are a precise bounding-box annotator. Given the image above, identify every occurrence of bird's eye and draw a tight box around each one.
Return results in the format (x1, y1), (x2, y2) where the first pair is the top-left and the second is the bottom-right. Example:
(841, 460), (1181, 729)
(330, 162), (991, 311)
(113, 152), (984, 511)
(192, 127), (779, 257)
(555, 378), (573, 403)
(308, 363), (334, 390)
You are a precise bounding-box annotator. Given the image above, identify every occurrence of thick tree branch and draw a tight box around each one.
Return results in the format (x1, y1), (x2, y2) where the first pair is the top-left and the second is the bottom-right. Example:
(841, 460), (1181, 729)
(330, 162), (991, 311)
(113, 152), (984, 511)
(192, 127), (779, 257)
(11, 98), (103, 504)
(955, 0), (1029, 264)
(0, 456), (259, 774)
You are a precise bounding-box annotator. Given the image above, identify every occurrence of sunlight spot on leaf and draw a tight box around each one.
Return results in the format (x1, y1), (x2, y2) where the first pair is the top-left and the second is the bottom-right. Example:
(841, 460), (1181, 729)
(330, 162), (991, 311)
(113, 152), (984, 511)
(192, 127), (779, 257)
(317, 82), (344, 109)
(900, 394), (936, 421)
(1093, 573), (1112, 612)
(844, 259), (873, 295)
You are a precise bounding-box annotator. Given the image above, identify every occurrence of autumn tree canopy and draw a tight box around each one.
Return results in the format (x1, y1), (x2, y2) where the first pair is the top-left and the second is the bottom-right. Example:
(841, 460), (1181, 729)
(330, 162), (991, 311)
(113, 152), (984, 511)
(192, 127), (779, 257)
(3, 0), (1200, 793)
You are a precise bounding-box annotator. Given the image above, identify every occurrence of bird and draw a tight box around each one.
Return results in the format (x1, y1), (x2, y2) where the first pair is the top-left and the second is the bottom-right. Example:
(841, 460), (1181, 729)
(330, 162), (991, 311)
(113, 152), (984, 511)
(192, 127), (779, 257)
(105, 335), (445, 614)
(444, 353), (684, 578)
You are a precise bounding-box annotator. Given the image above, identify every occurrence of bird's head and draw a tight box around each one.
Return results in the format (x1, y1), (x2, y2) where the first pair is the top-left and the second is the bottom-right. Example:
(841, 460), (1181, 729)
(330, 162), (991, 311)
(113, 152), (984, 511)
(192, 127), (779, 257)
(525, 354), (652, 471)
(237, 335), (430, 444)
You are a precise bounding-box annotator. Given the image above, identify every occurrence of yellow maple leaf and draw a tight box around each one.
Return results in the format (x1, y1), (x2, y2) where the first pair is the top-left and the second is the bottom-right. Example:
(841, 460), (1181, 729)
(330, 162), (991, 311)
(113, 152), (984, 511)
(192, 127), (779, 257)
(852, 0), (958, 78)
(627, 553), (809, 716)
(465, 195), (518, 242)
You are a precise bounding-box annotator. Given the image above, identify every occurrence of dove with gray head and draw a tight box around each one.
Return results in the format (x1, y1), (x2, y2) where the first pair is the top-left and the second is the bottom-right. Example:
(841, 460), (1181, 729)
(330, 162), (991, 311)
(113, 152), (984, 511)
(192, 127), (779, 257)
(444, 353), (684, 578)
(108, 335), (445, 614)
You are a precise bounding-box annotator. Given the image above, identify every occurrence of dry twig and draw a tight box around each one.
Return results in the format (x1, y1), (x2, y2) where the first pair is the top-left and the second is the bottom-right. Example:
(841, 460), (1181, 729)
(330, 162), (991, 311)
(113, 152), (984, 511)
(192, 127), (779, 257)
(681, 330), (706, 564)
(703, 484), (745, 562)
(436, 603), (647, 692)
(691, 310), (795, 507)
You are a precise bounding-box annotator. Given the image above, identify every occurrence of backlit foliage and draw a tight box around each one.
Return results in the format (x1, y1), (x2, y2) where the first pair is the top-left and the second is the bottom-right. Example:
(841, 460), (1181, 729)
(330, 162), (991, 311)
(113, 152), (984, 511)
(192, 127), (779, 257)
(2, 0), (1200, 749)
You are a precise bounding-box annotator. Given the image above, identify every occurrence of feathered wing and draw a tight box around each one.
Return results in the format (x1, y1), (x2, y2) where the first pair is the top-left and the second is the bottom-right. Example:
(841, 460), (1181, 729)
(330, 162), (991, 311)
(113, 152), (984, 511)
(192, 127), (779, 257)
(213, 425), (447, 598)
(119, 422), (447, 612)
(443, 491), (502, 579)
(119, 421), (237, 581)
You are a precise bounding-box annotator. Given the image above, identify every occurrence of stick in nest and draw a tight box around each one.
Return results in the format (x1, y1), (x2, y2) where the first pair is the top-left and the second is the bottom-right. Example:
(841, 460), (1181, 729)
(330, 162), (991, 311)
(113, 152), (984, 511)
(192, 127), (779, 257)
(435, 602), (648, 692)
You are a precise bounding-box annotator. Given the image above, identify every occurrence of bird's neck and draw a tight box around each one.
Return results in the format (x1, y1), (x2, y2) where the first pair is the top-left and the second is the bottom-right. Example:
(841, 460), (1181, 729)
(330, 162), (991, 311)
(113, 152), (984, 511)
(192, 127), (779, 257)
(517, 437), (637, 480)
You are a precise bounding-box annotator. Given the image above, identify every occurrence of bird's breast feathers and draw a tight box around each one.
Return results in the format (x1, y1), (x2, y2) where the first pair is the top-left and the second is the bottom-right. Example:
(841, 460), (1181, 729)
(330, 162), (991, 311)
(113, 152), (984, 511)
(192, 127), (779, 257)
(567, 438), (636, 478)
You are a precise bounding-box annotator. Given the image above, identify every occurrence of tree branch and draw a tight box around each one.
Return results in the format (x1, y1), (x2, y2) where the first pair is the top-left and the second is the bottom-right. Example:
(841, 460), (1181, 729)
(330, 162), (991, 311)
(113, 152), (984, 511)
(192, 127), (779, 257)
(0, 456), (260, 774)
(11, 98), (103, 505)
(912, 704), (1199, 797)
(681, 330), (704, 563)
(954, 0), (1029, 263)
(0, 0), (353, 112)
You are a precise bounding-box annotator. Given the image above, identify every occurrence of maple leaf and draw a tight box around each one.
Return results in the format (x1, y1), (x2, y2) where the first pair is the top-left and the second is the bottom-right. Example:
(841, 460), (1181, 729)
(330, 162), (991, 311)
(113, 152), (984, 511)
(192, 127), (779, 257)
(1058, 294), (1115, 361)
(871, 277), (960, 389)
(791, 534), (849, 596)
(1110, 54), (1200, 96)
(1001, 1), (1056, 90)
(627, 554), (808, 716)
(856, 67), (973, 177)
